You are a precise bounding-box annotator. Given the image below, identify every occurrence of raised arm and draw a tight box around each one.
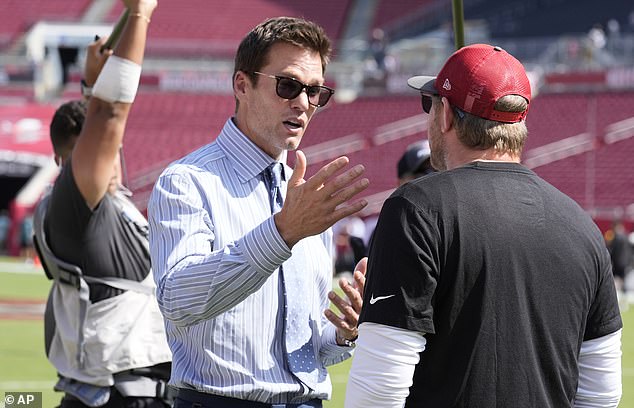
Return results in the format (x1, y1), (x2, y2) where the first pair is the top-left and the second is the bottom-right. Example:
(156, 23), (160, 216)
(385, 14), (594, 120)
(72, 0), (157, 209)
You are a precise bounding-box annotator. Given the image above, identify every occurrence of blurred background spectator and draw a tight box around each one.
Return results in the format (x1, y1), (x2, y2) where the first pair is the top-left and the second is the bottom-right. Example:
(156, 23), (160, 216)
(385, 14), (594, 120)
(397, 140), (434, 186)
(0, 209), (10, 254)
(334, 216), (367, 276)
(606, 219), (633, 311)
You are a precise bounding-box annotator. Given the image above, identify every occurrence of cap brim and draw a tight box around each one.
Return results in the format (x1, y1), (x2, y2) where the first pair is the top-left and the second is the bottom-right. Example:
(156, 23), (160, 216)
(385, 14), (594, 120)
(407, 75), (437, 94)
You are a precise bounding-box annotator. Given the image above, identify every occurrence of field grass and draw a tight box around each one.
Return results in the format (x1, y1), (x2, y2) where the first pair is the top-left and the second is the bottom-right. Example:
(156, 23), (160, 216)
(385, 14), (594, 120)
(1, 268), (632, 408)
(0, 268), (58, 407)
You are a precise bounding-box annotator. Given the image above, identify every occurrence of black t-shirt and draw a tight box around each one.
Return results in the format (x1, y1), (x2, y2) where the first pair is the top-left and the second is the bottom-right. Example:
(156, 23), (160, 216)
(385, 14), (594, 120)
(45, 162), (150, 302)
(360, 161), (622, 408)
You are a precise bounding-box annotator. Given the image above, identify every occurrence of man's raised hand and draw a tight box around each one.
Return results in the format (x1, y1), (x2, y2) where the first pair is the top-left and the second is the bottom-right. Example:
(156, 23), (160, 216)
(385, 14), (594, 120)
(275, 150), (369, 248)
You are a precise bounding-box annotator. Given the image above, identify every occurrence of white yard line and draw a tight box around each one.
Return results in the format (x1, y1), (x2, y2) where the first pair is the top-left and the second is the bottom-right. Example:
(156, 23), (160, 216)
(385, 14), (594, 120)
(0, 261), (43, 275)
(0, 380), (54, 389)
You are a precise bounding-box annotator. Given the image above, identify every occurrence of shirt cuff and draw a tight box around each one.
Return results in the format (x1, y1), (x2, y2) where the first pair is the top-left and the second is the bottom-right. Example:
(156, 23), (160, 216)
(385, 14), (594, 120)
(242, 216), (291, 274)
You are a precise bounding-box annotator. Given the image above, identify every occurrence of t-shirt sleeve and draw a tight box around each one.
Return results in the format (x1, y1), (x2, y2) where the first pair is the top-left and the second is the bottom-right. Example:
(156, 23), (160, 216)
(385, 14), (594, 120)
(46, 161), (92, 246)
(359, 195), (438, 334)
(584, 245), (623, 341)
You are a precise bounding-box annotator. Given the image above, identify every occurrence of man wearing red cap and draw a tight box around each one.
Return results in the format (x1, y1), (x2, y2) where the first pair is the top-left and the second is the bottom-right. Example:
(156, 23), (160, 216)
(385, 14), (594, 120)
(346, 44), (622, 407)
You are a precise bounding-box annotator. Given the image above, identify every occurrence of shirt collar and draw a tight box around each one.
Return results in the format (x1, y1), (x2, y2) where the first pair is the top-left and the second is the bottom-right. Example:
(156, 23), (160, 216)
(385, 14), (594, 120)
(217, 118), (286, 183)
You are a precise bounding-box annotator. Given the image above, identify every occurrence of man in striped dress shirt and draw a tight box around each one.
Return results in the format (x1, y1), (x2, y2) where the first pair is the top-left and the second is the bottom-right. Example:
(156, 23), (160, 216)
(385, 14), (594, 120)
(148, 16), (369, 408)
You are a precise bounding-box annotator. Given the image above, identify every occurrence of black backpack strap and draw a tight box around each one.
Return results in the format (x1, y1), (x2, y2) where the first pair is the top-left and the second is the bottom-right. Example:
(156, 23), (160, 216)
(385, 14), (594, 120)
(33, 194), (82, 288)
(82, 276), (154, 295)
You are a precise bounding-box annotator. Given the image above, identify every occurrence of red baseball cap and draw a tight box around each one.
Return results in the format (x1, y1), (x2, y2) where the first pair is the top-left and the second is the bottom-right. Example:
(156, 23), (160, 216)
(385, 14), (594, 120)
(407, 44), (531, 123)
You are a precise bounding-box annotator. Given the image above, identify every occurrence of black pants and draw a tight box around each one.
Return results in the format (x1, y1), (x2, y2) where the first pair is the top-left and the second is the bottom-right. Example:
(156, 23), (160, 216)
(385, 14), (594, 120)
(57, 389), (169, 408)
(174, 388), (322, 408)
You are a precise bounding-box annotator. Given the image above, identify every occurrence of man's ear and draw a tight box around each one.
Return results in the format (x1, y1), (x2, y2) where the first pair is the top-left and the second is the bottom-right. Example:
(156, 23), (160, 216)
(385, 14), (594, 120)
(440, 96), (454, 133)
(233, 71), (249, 97)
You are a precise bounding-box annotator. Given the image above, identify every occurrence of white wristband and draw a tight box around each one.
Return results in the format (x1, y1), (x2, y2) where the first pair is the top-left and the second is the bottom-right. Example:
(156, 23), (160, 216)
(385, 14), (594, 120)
(92, 55), (142, 103)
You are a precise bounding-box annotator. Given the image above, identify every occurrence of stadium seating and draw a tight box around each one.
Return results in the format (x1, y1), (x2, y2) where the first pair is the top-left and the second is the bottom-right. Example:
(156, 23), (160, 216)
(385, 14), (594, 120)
(116, 90), (634, 215)
(0, 0), (91, 50)
(529, 92), (634, 209)
(306, 96), (421, 146)
(120, 94), (424, 202)
(2, 0), (634, 224)
(120, 92), (235, 179)
(302, 96), (422, 192)
(371, 0), (434, 32)
(524, 93), (590, 150)
(465, 0), (629, 39)
(107, 0), (352, 57)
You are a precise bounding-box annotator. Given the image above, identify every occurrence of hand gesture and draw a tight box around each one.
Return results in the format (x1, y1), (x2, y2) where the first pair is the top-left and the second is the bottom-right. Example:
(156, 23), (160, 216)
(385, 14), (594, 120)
(325, 257), (367, 344)
(84, 37), (113, 86)
(275, 150), (369, 248)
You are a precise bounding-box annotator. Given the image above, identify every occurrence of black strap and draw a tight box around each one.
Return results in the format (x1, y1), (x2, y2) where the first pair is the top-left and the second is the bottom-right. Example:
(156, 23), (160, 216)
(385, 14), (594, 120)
(33, 195), (83, 288)
(33, 193), (154, 294)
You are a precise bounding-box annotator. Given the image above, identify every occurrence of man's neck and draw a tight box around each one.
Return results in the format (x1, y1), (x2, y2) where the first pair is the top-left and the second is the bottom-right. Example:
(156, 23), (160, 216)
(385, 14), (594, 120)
(447, 148), (520, 170)
(471, 152), (521, 163)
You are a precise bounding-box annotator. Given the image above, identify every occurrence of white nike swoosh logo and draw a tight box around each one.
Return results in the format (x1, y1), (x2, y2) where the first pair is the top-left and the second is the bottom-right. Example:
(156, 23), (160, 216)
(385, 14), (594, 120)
(369, 294), (395, 305)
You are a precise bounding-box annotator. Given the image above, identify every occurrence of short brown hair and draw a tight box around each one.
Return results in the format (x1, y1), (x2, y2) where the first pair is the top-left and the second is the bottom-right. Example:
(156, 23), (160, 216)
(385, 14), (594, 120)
(451, 95), (529, 155)
(233, 16), (332, 82)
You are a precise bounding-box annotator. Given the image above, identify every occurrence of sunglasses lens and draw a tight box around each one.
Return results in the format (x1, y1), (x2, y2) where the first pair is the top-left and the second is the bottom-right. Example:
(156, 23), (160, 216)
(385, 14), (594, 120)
(421, 95), (432, 114)
(316, 88), (333, 107)
(276, 78), (303, 100)
(274, 76), (333, 107)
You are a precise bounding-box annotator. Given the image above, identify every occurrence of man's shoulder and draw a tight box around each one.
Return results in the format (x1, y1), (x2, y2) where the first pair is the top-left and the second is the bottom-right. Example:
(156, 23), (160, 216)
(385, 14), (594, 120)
(394, 171), (448, 199)
(48, 166), (83, 209)
(161, 142), (224, 176)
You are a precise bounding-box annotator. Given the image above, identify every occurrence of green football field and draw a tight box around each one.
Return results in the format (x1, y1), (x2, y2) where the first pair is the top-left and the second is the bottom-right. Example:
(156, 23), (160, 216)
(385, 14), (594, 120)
(1, 265), (632, 408)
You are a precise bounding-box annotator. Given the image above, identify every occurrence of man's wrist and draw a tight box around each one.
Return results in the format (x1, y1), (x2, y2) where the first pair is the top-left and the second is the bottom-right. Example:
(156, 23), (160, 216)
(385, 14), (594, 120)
(80, 79), (92, 98)
(336, 331), (358, 347)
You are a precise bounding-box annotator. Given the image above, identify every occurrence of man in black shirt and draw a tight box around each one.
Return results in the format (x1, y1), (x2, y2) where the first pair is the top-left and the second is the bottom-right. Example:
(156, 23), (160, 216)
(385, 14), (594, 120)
(607, 220), (632, 310)
(346, 44), (622, 407)
(35, 1), (172, 406)
(396, 139), (434, 186)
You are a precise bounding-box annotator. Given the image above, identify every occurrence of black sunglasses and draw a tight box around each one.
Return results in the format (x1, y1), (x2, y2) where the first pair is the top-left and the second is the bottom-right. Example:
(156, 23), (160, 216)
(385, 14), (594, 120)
(420, 94), (436, 114)
(253, 71), (334, 107)
(421, 93), (465, 119)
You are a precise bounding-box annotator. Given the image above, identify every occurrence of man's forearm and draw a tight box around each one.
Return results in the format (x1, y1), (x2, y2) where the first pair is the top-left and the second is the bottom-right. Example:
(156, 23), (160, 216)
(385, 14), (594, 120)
(345, 322), (426, 407)
(575, 329), (622, 407)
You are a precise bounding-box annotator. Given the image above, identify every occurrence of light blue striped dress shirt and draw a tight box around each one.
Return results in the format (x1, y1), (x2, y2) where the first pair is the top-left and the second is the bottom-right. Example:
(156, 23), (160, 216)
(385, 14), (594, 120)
(148, 118), (353, 404)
